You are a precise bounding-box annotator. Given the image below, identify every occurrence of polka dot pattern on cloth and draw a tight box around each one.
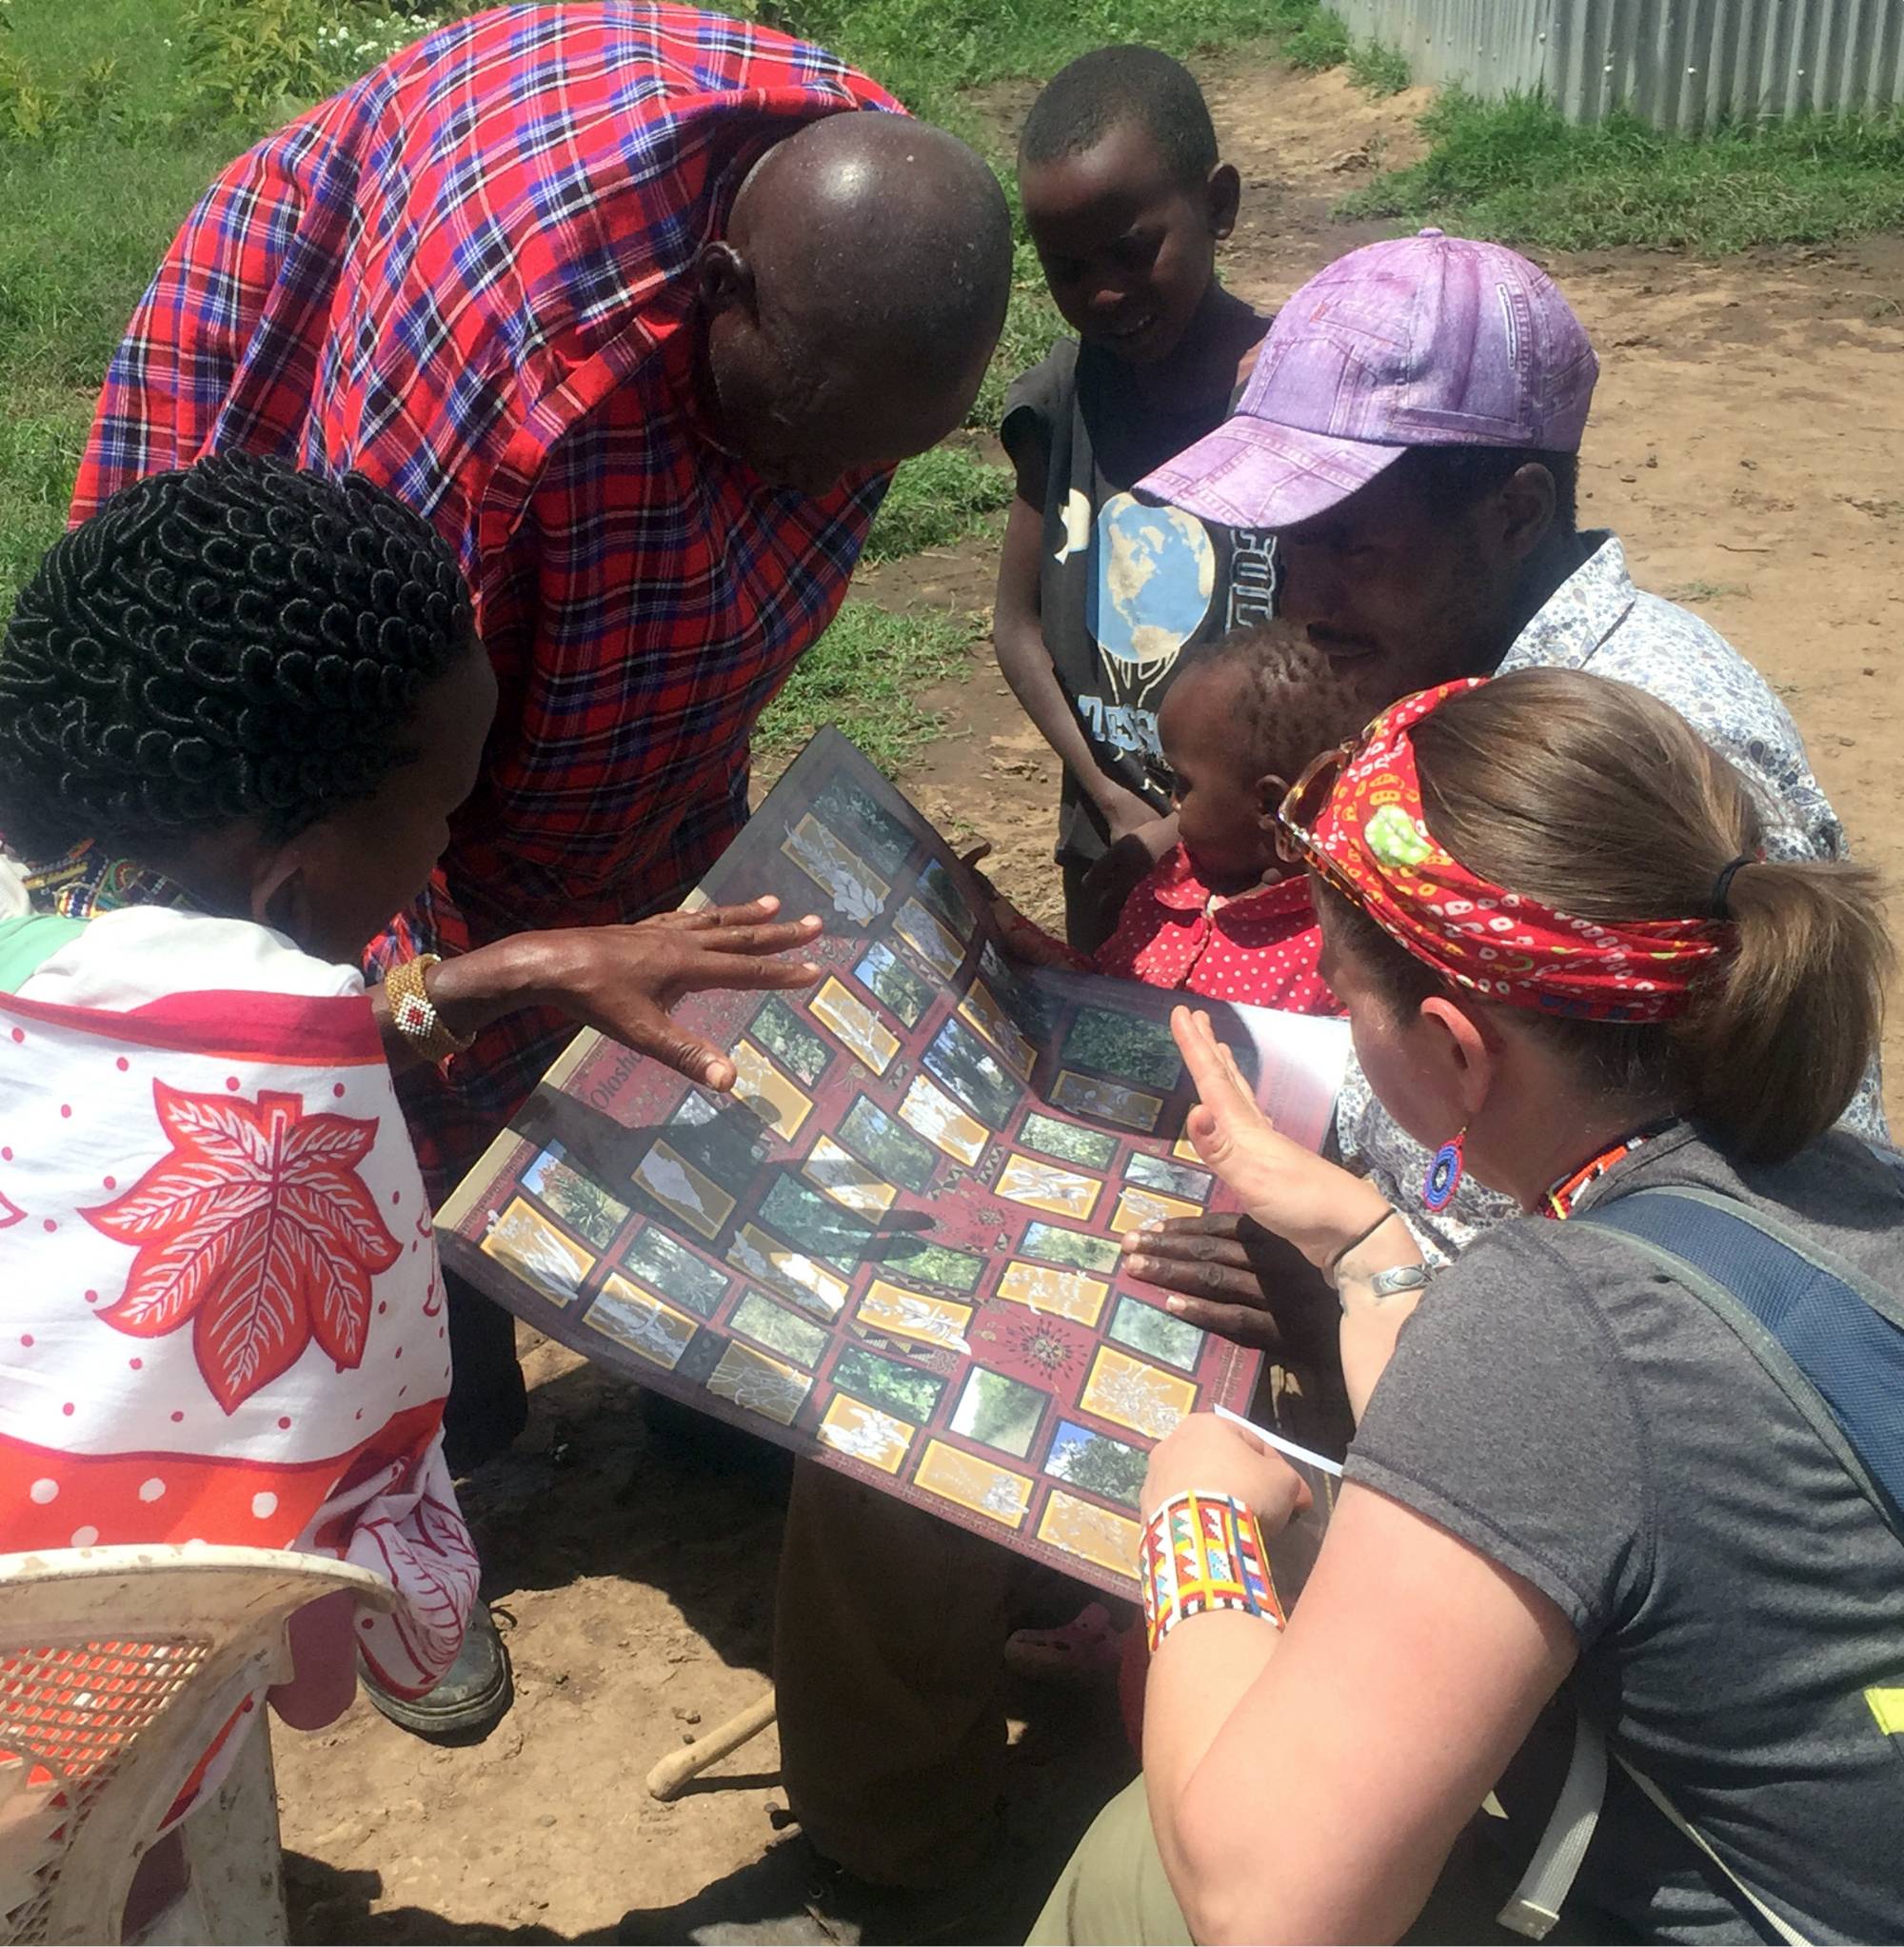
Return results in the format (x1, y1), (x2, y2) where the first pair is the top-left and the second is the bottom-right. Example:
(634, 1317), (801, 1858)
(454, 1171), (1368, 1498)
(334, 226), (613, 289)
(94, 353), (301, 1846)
(1093, 845), (1343, 1018)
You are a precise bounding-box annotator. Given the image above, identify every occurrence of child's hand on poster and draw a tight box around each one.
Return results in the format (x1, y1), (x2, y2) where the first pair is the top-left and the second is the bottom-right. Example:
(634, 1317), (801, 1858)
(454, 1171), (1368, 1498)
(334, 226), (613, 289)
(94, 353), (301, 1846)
(957, 841), (1091, 970)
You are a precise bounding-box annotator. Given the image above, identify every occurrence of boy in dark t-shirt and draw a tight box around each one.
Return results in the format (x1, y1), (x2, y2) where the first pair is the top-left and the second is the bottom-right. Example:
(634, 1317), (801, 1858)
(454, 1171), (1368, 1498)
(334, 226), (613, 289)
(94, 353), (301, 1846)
(996, 46), (1275, 949)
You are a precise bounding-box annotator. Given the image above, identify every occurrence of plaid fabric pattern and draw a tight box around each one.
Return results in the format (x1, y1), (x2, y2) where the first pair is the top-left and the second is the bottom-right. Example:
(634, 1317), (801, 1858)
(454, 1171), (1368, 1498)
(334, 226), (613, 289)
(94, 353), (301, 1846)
(74, 5), (901, 1193)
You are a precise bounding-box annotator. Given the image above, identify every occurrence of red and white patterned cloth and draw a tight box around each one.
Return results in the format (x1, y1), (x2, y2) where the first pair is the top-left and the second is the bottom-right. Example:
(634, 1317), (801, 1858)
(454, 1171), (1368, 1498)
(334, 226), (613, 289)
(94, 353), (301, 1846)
(0, 877), (477, 1711)
(1304, 678), (1733, 1022)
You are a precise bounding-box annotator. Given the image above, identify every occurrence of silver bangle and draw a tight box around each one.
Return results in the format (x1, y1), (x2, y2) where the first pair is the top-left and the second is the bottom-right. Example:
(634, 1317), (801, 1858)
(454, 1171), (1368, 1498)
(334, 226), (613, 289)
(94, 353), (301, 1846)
(1339, 1262), (1431, 1311)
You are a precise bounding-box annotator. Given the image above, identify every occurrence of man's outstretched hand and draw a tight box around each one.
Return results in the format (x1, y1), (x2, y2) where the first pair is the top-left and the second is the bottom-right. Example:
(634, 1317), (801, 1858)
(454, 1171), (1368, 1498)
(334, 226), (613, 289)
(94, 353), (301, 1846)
(1121, 1211), (1337, 1362)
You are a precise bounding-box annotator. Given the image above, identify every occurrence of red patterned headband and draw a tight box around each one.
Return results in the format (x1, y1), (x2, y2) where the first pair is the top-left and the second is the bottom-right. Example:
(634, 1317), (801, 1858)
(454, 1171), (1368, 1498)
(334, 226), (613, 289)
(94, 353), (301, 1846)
(1281, 679), (1735, 1023)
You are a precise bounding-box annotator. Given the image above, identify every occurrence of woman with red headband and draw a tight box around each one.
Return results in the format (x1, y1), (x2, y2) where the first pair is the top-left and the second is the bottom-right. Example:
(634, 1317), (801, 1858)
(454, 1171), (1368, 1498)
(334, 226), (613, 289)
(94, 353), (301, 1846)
(1032, 667), (1904, 1944)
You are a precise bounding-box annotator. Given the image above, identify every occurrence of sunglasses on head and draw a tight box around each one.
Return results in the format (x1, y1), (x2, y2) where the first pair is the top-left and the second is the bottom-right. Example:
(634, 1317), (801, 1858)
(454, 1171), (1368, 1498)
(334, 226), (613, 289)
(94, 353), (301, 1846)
(1274, 737), (1382, 918)
(1274, 740), (1357, 866)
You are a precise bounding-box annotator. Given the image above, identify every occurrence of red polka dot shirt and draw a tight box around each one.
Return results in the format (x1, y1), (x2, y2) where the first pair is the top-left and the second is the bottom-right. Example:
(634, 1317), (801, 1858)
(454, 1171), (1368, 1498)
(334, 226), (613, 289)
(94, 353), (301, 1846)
(1094, 845), (1341, 1016)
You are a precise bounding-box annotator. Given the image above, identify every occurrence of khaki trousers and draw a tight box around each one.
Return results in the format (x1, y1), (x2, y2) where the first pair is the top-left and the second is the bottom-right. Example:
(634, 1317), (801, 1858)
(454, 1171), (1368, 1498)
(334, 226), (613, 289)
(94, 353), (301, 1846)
(1029, 1776), (1635, 1945)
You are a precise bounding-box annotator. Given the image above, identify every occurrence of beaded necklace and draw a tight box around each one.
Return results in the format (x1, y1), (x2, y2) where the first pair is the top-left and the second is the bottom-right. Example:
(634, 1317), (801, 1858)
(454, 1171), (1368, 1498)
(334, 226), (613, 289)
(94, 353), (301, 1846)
(1539, 1118), (1676, 1221)
(20, 839), (198, 920)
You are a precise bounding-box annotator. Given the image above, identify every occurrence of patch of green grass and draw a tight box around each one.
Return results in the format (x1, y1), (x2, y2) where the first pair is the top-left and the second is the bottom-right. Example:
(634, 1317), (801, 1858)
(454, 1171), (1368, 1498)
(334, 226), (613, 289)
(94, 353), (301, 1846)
(0, 391), (95, 620)
(1347, 37), (1411, 98)
(755, 602), (977, 772)
(1661, 579), (1749, 604)
(863, 445), (1014, 565)
(1341, 87), (1904, 252)
(1280, 10), (1350, 73)
(764, 0), (1319, 129)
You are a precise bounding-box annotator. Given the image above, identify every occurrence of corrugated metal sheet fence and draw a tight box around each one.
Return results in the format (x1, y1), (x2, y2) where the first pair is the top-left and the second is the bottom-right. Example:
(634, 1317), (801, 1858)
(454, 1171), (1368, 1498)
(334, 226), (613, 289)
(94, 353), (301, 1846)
(1328, 0), (1904, 129)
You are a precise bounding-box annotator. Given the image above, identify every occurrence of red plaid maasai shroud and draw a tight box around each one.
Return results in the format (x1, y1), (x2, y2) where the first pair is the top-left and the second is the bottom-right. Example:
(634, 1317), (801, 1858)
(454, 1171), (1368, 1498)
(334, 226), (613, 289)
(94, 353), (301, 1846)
(72, 4), (901, 1195)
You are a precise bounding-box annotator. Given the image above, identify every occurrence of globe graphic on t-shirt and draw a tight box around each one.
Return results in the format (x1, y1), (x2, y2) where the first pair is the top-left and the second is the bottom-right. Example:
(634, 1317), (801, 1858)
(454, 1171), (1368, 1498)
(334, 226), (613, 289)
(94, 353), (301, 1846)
(1087, 490), (1218, 674)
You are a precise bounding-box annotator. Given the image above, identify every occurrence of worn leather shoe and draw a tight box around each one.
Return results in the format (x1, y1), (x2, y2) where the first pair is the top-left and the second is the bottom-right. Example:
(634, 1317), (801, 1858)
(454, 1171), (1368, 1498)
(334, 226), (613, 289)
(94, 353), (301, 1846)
(365, 1597), (513, 1741)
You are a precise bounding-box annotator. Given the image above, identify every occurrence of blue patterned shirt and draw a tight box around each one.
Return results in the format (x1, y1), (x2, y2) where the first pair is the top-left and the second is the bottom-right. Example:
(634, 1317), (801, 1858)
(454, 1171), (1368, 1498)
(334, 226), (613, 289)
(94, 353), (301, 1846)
(1335, 531), (1887, 1261)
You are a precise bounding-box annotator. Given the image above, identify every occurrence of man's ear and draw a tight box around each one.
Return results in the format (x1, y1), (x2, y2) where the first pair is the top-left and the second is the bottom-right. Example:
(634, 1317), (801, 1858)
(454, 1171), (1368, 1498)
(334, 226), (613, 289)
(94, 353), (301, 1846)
(1494, 461), (1558, 563)
(1205, 162), (1241, 240)
(694, 241), (757, 321)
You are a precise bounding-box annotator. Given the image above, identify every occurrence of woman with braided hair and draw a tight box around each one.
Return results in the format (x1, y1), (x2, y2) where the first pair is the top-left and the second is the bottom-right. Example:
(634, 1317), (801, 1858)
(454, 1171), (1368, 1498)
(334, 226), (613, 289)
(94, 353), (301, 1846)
(0, 456), (822, 1757)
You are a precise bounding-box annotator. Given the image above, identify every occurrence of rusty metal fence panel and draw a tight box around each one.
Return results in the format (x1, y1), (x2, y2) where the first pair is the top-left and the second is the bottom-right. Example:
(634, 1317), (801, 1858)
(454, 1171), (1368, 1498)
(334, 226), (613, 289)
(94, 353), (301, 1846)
(1328, 0), (1904, 128)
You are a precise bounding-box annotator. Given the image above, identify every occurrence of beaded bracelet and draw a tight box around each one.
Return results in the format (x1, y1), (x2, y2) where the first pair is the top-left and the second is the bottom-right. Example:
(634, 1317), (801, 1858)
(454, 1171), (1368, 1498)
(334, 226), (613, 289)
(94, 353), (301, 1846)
(385, 953), (476, 1065)
(1140, 1488), (1285, 1654)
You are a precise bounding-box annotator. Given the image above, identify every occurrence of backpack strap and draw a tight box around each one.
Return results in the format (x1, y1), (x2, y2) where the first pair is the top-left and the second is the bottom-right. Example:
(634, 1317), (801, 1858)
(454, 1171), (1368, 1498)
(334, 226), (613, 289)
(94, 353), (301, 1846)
(1578, 1184), (1904, 1535)
(1499, 1176), (1904, 1944)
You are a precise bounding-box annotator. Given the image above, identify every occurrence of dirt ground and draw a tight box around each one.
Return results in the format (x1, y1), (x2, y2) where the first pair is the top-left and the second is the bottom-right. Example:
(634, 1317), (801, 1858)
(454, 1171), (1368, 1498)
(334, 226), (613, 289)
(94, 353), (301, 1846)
(273, 53), (1904, 1944)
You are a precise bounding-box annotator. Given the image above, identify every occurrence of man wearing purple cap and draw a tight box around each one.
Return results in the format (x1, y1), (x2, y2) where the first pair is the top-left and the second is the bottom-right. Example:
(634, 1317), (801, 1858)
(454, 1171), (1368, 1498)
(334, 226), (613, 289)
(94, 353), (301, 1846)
(1127, 228), (1882, 1290)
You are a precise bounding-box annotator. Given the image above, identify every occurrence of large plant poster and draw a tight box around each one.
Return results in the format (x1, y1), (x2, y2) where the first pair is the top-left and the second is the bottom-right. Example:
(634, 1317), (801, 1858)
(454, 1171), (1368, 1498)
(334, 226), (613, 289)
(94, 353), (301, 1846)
(439, 730), (1348, 1598)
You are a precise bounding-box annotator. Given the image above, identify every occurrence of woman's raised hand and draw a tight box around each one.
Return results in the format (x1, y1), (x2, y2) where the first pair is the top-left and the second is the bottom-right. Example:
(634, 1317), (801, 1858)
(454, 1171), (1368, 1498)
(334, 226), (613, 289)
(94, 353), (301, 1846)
(1167, 1005), (1392, 1272)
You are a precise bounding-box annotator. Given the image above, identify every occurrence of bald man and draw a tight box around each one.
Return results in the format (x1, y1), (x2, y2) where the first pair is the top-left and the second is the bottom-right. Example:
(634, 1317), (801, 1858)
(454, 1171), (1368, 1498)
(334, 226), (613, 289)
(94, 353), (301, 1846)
(75, 2), (1010, 1735)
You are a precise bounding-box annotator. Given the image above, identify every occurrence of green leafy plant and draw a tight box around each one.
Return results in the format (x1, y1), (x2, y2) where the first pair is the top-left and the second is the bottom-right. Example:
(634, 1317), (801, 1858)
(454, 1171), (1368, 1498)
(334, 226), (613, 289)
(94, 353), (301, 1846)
(0, 49), (119, 144)
(177, 0), (447, 125)
(1347, 37), (1410, 97)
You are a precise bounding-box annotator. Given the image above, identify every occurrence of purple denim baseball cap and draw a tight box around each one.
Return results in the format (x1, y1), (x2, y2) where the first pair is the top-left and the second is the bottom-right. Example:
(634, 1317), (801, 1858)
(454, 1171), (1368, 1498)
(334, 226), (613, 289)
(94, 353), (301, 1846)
(1140, 229), (1598, 530)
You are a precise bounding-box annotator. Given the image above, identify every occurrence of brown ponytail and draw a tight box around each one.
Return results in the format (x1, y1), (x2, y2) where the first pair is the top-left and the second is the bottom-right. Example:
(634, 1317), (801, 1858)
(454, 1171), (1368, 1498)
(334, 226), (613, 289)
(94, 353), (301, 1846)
(1326, 667), (1893, 1163)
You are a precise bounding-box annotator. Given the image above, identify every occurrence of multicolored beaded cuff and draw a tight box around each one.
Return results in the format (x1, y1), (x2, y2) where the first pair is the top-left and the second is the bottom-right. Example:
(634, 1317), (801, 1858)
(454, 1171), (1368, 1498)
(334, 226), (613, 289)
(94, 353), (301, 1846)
(1140, 1488), (1285, 1653)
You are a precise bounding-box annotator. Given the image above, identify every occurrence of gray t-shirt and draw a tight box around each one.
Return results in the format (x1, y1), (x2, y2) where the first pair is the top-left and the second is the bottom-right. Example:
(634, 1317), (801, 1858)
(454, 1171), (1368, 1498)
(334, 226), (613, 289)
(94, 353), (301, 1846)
(1348, 1124), (1904, 1943)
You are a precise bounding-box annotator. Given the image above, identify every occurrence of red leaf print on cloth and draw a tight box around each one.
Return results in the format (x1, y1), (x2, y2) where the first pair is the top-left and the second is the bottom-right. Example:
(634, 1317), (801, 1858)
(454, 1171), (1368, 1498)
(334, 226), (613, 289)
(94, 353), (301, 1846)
(85, 1082), (401, 1413)
(0, 1191), (23, 1230)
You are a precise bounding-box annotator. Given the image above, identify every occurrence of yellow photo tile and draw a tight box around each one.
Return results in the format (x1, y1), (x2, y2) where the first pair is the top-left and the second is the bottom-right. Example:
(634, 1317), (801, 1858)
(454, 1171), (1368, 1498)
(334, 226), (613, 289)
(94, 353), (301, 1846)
(1050, 1069), (1164, 1132)
(631, 1141), (735, 1242)
(995, 1152), (1103, 1221)
(915, 1440), (1032, 1530)
(781, 812), (891, 925)
(481, 1196), (593, 1308)
(996, 1260), (1110, 1329)
(959, 985), (1037, 1081)
(586, 1272), (698, 1370)
(810, 976), (902, 1076)
(898, 1074), (988, 1165)
(705, 1339), (811, 1425)
(1173, 1135), (1203, 1163)
(894, 897), (966, 981)
(729, 1222), (849, 1318)
(1112, 1184), (1202, 1233)
(1081, 1344), (1198, 1440)
(817, 1393), (916, 1474)
(728, 1039), (814, 1142)
(858, 1279), (975, 1354)
(803, 1135), (900, 1218)
(1039, 1490), (1141, 1579)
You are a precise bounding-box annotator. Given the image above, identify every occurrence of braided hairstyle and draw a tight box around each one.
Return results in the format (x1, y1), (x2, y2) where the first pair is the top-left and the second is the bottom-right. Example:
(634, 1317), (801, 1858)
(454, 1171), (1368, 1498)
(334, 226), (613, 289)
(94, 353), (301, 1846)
(0, 454), (474, 864)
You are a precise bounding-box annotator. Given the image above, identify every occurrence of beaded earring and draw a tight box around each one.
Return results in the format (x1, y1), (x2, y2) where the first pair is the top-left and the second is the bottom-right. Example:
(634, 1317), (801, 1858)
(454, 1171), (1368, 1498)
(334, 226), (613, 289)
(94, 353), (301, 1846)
(1423, 1127), (1467, 1212)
